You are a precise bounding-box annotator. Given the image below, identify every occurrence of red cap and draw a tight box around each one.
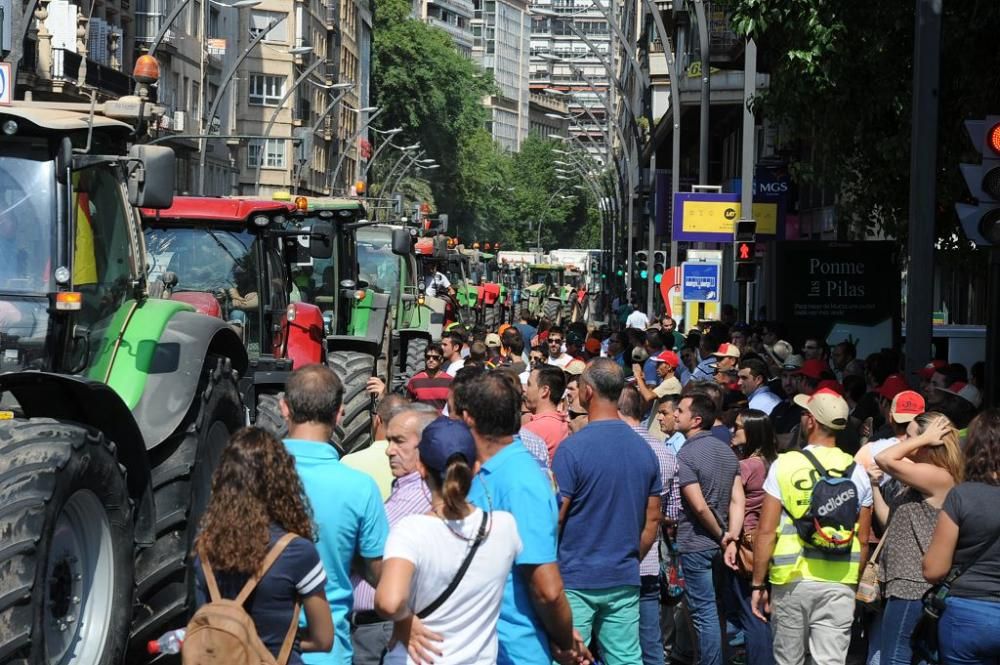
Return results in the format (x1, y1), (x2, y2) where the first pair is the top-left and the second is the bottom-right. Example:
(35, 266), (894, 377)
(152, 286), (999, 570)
(890, 390), (925, 423)
(793, 359), (829, 380)
(877, 374), (910, 400)
(712, 342), (741, 359)
(816, 379), (844, 396)
(918, 359), (947, 380)
(584, 338), (602, 355)
(651, 350), (681, 368)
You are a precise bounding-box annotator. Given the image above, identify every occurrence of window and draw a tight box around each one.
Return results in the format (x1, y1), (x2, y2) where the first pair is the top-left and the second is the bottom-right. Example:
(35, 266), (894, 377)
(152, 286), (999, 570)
(249, 10), (288, 42)
(249, 74), (285, 106)
(248, 139), (286, 168)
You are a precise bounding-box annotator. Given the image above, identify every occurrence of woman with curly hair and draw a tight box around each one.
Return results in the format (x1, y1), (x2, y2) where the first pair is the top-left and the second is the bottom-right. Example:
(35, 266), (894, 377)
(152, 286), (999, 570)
(194, 427), (333, 663)
(924, 407), (1000, 664)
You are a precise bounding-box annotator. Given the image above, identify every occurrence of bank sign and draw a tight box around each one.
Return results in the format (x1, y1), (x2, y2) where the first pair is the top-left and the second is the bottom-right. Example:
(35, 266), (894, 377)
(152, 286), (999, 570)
(671, 192), (783, 242)
(774, 241), (900, 357)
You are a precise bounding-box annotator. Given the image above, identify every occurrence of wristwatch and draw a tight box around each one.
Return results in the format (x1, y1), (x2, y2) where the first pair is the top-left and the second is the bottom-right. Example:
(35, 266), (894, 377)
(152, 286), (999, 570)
(750, 583), (767, 591)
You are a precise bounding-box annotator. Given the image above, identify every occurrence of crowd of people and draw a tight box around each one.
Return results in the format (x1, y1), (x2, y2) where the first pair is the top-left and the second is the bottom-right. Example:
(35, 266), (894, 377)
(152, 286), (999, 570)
(187, 305), (999, 665)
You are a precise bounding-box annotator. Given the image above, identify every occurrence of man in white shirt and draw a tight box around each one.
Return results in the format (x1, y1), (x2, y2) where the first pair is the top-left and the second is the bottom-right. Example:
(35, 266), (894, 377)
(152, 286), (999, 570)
(625, 303), (649, 330)
(424, 264), (452, 298)
(737, 358), (782, 415)
(441, 330), (466, 375)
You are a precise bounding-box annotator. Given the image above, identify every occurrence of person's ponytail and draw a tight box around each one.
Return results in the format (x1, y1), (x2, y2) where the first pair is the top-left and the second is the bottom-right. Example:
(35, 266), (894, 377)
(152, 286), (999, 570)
(441, 455), (472, 519)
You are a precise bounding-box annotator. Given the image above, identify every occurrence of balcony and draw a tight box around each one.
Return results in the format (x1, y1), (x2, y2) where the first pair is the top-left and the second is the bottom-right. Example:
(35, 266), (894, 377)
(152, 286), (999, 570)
(424, 17), (474, 50)
(428, 0), (475, 19)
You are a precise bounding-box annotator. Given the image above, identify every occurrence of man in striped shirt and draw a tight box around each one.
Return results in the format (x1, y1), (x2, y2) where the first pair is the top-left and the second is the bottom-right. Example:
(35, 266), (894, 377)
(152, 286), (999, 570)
(349, 405), (438, 664)
(405, 341), (453, 410)
(618, 385), (680, 665)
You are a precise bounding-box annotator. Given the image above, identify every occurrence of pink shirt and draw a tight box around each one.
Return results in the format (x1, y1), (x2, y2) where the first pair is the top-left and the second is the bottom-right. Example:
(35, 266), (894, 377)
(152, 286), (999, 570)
(523, 411), (571, 458)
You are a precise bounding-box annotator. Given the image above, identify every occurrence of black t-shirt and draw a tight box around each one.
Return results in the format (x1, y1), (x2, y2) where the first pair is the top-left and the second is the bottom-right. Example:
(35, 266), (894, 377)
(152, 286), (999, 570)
(943, 483), (1000, 600)
(194, 527), (327, 664)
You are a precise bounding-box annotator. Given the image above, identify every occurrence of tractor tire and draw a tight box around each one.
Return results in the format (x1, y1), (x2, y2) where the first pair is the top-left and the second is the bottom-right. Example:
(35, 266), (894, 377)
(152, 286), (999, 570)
(0, 419), (134, 665)
(327, 350), (375, 455)
(543, 297), (560, 323)
(129, 356), (242, 656)
(483, 304), (499, 331)
(255, 392), (287, 439)
(404, 338), (429, 383)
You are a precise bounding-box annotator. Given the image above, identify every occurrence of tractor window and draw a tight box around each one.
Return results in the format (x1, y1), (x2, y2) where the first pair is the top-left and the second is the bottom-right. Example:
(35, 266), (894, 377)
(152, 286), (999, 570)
(0, 144), (56, 293)
(72, 165), (139, 372)
(357, 231), (399, 293)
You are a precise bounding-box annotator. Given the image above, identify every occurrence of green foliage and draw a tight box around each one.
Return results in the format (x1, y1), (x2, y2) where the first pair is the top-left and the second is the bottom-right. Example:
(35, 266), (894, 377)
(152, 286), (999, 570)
(722, 0), (1000, 259)
(370, 0), (594, 250)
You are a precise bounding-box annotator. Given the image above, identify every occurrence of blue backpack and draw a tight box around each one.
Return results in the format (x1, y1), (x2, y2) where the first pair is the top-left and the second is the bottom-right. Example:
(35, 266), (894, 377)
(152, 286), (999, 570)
(789, 449), (860, 555)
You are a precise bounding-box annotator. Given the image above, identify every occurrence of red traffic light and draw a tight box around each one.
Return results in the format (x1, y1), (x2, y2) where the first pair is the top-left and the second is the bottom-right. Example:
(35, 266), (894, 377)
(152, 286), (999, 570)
(989, 122), (1000, 155)
(737, 242), (754, 261)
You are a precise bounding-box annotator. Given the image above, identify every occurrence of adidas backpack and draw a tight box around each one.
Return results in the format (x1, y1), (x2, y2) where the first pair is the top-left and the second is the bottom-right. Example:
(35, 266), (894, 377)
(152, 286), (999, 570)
(183, 533), (301, 665)
(790, 449), (860, 554)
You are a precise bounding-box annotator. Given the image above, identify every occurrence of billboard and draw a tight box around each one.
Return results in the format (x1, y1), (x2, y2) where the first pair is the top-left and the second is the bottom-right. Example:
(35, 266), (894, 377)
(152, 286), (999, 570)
(774, 241), (900, 357)
(671, 192), (783, 242)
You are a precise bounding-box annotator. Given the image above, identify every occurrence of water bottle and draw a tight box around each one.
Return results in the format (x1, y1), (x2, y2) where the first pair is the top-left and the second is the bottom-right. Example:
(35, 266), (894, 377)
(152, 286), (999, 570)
(147, 628), (186, 655)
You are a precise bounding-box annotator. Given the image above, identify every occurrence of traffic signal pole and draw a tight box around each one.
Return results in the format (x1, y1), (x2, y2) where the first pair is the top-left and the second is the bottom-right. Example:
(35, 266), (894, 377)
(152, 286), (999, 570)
(738, 38), (757, 323)
(903, 0), (941, 385)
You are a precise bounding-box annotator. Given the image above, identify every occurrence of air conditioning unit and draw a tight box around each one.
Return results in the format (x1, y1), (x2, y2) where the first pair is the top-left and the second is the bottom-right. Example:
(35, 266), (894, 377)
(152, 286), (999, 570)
(173, 111), (186, 132)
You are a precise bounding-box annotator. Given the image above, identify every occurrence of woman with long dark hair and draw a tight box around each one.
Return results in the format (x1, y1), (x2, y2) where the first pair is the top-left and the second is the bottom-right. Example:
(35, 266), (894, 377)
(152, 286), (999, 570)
(924, 408), (1000, 664)
(375, 417), (521, 664)
(193, 427), (333, 663)
(724, 409), (778, 665)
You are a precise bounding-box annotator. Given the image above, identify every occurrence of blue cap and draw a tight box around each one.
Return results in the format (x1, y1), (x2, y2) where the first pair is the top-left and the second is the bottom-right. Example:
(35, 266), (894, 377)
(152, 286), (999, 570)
(419, 416), (477, 473)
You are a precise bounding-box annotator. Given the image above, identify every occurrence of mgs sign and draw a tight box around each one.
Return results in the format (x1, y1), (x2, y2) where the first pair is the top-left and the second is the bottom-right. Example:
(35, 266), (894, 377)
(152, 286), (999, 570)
(775, 241), (900, 350)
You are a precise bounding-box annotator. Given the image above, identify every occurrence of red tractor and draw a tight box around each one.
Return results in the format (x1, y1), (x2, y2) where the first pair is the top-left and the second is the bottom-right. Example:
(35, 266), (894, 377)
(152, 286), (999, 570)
(140, 197), (328, 431)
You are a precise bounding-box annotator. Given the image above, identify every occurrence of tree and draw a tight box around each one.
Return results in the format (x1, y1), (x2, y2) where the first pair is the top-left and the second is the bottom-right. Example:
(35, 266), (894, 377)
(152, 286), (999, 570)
(723, 0), (1000, 255)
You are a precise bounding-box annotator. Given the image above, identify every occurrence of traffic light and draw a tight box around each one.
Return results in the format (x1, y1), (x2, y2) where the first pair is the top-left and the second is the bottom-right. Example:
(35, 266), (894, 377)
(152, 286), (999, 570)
(957, 116), (1000, 246)
(734, 218), (757, 282)
(636, 251), (648, 280)
(735, 219), (756, 242)
(653, 250), (666, 275)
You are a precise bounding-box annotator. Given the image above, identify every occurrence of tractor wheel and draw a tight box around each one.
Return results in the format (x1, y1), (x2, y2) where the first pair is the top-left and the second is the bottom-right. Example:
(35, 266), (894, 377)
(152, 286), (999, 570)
(0, 419), (133, 665)
(403, 338), (429, 384)
(255, 392), (287, 439)
(327, 350), (375, 455)
(543, 297), (560, 322)
(483, 304), (499, 331)
(129, 356), (242, 656)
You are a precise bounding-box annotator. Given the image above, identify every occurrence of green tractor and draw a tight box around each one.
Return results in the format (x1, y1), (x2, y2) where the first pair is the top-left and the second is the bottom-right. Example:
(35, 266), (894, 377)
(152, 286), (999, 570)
(355, 224), (446, 392)
(0, 104), (248, 663)
(523, 264), (570, 322)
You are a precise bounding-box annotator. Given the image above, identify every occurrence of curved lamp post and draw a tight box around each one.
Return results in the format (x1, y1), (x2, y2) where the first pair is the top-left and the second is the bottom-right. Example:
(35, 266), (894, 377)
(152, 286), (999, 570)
(327, 106), (384, 194)
(198, 13), (289, 194)
(292, 89), (362, 194)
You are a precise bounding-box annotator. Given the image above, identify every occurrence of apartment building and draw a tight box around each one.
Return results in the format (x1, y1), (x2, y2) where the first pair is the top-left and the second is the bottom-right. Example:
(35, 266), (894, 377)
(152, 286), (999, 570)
(413, 0), (475, 57)
(472, 0), (530, 151)
(529, 0), (616, 163)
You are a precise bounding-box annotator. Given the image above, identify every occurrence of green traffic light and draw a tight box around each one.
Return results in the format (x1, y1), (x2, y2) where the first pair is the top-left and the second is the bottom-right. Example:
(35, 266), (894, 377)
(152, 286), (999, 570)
(640, 270), (648, 279)
(616, 269), (624, 277)
(601, 273), (607, 279)
(654, 273), (662, 284)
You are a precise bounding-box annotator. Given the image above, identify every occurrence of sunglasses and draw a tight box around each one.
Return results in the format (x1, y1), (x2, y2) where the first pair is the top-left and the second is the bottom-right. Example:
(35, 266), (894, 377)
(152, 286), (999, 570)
(425, 354), (442, 360)
(549, 338), (563, 344)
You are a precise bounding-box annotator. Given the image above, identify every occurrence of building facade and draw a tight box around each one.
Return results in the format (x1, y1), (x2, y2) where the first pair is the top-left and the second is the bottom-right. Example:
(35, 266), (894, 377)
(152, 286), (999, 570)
(472, 0), (530, 151)
(414, 0), (475, 57)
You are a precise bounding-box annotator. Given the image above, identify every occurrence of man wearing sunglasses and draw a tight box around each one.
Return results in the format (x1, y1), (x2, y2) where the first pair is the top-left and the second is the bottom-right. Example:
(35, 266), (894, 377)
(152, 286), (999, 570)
(405, 342), (453, 411)
(546, 327), (573, 370)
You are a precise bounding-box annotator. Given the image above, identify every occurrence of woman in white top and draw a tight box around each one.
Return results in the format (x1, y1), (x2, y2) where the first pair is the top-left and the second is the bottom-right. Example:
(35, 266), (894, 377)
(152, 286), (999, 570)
(375, 416), (522, 665)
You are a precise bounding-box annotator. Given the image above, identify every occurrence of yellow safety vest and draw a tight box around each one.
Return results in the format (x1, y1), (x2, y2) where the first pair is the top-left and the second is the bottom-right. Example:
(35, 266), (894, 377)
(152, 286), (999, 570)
(770, 446), (862, 586)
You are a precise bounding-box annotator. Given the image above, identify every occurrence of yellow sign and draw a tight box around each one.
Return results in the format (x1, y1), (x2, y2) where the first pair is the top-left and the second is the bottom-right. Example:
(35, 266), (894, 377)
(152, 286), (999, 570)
(681, 200), (778, 235)
(0, 411), (13, 420)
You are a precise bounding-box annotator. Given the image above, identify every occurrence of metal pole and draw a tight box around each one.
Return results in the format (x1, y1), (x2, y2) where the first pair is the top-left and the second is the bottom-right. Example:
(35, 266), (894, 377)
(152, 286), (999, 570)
(693, 0), (710, 185)
(328, 107), (385, 194)
(739, 38), (757, 324)
(198, 15), (286, 195)
(365, 132), (403, 176)
(292, 88), (353, 194)
(986, 247), (1000, 408)
(148, 0), (193, 56)
(254, 58), (327, 194)
(903, 0), (941, 384)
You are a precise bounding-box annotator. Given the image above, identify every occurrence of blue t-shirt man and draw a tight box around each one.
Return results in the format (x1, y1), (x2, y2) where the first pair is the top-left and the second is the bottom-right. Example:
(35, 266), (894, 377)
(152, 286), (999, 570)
(468, 439), (559, 665)
(551, 419), (662, 589)
(285, 439), (389, 665)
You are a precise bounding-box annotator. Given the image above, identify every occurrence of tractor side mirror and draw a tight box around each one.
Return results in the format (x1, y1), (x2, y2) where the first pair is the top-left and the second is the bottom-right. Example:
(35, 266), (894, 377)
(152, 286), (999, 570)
(391, 228), (412, 256)
(127, 145), (175, 209)
(309, 222), (334, 259)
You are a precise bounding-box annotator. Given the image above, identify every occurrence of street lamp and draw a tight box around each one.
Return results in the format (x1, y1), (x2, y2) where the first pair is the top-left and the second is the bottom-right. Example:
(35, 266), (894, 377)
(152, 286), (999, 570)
(293, 87), (362, 194)
(148, 0), (261, 57)
(327, 106), (385, 194)
(198, 13), (290, 194)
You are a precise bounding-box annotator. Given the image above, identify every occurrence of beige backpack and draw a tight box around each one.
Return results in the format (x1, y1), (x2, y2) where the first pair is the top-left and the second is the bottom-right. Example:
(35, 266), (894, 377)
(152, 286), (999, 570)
(183, 533), (301, 665)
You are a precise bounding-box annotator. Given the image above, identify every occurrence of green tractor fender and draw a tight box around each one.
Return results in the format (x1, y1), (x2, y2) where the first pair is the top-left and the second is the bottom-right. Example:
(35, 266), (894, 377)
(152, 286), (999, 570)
(0, 372), (157, 546)
(127, 303), (248, 450)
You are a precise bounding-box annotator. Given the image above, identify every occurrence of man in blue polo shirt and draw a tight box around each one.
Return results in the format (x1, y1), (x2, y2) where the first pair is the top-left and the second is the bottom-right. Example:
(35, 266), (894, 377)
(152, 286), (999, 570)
(280, 365), (389, 665)
(452, 372), (587, 665)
